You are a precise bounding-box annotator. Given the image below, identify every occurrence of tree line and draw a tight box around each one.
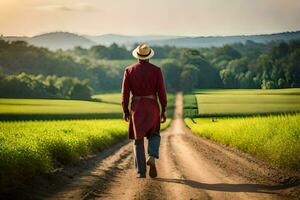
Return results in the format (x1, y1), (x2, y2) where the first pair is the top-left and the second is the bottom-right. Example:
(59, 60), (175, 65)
(0, 39), (299, 98)
(0, 40), (125, 95)
(0, 40), (175, 97)
(0, 72), (92, 99)
(161, 40), (300, 91)
(65, 43), (174, 60)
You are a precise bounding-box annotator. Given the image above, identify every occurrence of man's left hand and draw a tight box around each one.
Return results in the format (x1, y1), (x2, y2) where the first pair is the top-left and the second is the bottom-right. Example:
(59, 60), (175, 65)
(161, 111), (167, 123)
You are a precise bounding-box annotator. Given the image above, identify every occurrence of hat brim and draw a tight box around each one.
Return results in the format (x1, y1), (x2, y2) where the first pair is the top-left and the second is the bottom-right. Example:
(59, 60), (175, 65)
(132, 48), (155, 60)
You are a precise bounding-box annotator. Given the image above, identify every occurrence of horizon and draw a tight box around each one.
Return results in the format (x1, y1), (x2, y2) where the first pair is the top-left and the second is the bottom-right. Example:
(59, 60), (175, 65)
(2, 29), (300, 38)
(1, 0), (300, 37)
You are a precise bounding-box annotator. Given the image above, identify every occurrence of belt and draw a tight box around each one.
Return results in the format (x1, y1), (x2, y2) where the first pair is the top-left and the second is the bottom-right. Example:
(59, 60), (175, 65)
(132, 95), (156, 101)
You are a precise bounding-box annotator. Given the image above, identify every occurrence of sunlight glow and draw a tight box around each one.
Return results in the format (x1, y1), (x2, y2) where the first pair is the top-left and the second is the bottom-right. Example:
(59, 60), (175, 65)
(0, 0), (300, 36)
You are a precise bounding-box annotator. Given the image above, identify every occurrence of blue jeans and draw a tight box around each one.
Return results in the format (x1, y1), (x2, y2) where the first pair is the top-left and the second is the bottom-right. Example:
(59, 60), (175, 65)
(133, 132), (161, 174)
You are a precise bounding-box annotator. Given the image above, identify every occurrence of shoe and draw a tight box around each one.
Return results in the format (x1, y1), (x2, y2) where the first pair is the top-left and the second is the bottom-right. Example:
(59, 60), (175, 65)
(146, 156), (155, 165)
(136, 173), (146, 178)
(147, 156), (157, 178)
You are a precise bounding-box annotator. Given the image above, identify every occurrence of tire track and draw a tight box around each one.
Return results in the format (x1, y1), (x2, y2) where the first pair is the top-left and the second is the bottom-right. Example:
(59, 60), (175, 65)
(45, 143), (133, 200)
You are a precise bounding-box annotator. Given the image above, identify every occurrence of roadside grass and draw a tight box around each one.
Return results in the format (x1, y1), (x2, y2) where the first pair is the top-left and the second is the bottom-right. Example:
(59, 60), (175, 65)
(0, 119), (127, 191)
(0, 118), (171, 191)
(184, 88), (300, 117)
(166, 94), (175, 118)
(184, 114), (300, 170)
(183, 89), (300, 170)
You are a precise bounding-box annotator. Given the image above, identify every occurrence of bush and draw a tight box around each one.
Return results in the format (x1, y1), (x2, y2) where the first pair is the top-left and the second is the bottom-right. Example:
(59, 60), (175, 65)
(70, 82), (92, 100)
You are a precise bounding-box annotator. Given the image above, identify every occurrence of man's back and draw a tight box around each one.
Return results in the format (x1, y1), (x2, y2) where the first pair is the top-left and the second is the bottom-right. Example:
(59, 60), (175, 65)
(125, 60), (162, 96)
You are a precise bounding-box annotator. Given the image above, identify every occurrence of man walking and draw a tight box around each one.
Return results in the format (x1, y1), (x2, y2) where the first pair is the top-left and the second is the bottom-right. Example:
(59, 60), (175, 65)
(121, 43), (167, 178)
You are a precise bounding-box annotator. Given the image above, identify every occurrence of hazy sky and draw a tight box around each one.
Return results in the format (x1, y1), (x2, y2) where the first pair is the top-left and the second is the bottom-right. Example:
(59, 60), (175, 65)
(1, 0), (300, 36)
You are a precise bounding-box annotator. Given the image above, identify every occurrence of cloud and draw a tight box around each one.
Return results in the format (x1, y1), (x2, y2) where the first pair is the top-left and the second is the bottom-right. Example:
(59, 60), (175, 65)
(36, 3), (97, 12)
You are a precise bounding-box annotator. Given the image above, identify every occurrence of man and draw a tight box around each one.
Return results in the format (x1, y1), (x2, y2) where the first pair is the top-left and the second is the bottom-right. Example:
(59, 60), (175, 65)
(121, 43), (167, 178)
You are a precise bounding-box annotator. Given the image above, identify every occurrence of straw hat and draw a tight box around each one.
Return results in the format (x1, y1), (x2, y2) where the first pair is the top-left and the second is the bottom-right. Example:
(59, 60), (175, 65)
(132, 43), (154, 60)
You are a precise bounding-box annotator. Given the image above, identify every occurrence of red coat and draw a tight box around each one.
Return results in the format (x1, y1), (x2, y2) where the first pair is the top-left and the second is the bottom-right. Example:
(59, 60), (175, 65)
(121, 60), (167, 140)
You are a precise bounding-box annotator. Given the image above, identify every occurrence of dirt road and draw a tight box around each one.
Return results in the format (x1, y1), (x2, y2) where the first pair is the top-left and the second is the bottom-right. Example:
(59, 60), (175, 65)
(5, 93), (299, 200)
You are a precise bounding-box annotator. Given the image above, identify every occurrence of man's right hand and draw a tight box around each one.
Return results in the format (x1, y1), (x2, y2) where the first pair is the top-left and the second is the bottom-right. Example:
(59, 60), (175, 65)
(161, 111), (167, 123)
(123, 112), (130, 122)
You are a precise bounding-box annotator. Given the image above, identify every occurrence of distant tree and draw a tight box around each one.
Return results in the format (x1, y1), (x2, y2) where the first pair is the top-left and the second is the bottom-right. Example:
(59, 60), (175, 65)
(89, 43), (130, 60)
(108, 43), (130, 59)
(90, 45), (110, 59)
(151, 46), (174, 58)
(179, 49), (222, 88)
(70, 82), (92, 100)
(180, 64), (199, 92)
(219, 69), (236, 88)
(286, 49), (300, 87)
(289, 40), (300, 51)
(55, 76), (76, 98)
(277, 78), (286, 88)
(73, 46), (89, 57)
(214, 45), (241, 61)
(168, 48), (181, 58)
(161, 59), (181, 91)
(270, 42), (289, 60)
(261, 80), (275, 89)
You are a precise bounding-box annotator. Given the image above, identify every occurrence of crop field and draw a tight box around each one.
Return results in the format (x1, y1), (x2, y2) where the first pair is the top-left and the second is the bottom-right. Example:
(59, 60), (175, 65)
(0, 119), (127, 190)
(0, 92), (174, 121)
(183, 88), (300, 170)
(0, 98), (123, 120)
(0, 117), (171, 190)
(185, 88), (300, 117)
(93, 93), (123, 104)
(0, 98), (122, 114)
(185, 114), (300, 170)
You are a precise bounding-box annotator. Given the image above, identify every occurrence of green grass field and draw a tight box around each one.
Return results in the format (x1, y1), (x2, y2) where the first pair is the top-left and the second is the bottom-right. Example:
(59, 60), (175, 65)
(0, 92), (174, 121)
(93, 93), (122, 104)
(0, 98), (123, 120)
(184, 88), (300, 170)
(0, 98), (122, 114)
(185, 114), (300, 170)
(186, 88), (300, 117)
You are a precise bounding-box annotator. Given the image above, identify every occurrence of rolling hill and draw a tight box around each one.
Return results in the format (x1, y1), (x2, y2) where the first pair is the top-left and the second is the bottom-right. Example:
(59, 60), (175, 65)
(85, 34), (183, 46)
(29, 32), (96, 50)
(148, 31), (300, 47)
(2, 30), (300, 50)
(1, 32), (96, 50)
